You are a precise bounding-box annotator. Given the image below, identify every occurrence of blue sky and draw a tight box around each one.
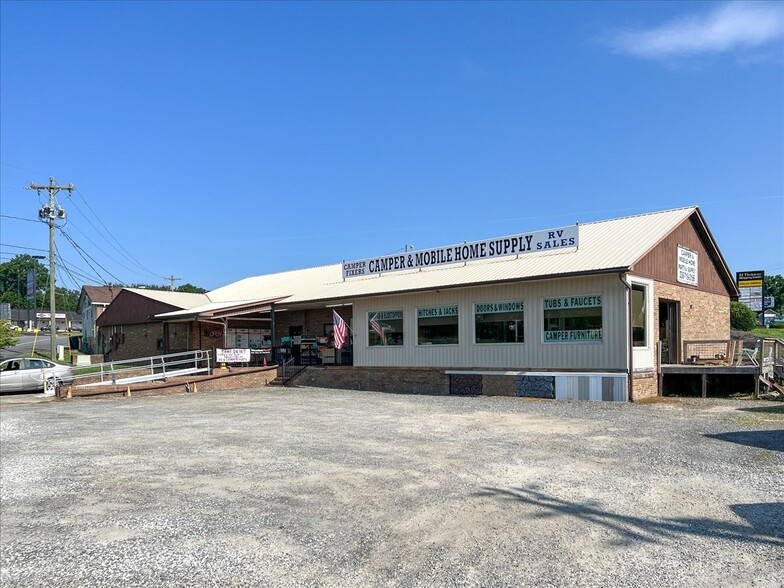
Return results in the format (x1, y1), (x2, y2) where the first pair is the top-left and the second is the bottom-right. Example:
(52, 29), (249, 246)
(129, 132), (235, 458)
(1, 1), (782, 291)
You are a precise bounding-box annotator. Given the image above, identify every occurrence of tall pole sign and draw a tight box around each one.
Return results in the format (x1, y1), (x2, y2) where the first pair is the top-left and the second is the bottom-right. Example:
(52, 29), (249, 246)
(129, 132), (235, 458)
(737, 271), (765, 321)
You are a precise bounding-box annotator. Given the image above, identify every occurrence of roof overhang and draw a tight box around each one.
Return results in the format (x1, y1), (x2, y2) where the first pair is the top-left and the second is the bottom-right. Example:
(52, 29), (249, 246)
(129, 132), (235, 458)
(155, 296), (290, 321)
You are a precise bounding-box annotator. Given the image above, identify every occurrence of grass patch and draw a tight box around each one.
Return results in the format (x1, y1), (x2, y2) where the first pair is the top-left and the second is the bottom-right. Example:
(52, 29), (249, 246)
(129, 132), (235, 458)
(737, 405), (784, 416)
(634, 396), (680, 404)
(734, 416), (765, 425)
(751, 327), (784, 338)
(31, 349), (72, 365)
(752, 450), (776, 462)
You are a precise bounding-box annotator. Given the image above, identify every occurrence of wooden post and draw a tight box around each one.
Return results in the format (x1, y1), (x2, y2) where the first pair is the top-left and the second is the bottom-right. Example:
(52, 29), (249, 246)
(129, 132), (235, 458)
(754, 360), (761, 399)
(701, 373), (707, 398)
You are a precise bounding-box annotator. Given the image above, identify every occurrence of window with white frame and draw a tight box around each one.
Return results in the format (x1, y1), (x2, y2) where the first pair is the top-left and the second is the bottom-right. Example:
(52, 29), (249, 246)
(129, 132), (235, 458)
(543, 295), (603, 343)
(474, 301), (524, 343)
(417, 305), (459, 345)
(632, 284), (647, 347)
(368, 310), (404, 346)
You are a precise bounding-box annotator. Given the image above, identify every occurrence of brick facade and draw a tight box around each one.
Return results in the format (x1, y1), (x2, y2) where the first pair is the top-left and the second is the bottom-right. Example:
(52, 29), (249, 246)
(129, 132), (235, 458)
(294, 366), (449, 395)
(104, 323), (165, 360)
(655, 281), (730, 344)
(629, 280), (731, 399)
(632, 372), (658, 400)
(272, 308), (352, 344)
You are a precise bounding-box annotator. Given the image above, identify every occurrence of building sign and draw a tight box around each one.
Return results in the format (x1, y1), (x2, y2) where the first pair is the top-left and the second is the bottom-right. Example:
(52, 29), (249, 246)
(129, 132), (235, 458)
(474, 301), (523, 315)
(543, 295), (603, 343)
(417, 305), (458, 318)
(216, 348), (251, 363)
(372, 310), (404, 320)
(36, 312), (67, 319)
(342, 225), (579, 279)
(677, 246), (698, 286)
(737, 270), (764, 312)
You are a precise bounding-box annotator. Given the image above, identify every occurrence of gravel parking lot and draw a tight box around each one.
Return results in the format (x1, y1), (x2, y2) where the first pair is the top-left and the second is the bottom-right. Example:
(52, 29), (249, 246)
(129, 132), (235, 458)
(1, 387), (782, 587)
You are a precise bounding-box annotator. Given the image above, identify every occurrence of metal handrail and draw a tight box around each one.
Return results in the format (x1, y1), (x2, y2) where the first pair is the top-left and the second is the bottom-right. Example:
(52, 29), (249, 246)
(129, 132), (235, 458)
(70, 350), (212, 387)
(277, 357), (307, 385)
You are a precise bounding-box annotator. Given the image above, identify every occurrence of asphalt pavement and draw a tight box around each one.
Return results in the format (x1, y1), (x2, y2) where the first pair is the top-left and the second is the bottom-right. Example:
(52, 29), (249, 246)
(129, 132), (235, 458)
(0, 332), (72, 360)
(1, 388), (782, 587)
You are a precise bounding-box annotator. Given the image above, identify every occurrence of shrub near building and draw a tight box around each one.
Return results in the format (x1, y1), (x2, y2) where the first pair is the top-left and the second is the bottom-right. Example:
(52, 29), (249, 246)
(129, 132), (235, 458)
(730, 301), (758, 331)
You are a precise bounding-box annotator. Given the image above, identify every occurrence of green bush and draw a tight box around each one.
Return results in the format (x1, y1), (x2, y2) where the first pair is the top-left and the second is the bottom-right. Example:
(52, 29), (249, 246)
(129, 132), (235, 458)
(730, 301), (758, 331)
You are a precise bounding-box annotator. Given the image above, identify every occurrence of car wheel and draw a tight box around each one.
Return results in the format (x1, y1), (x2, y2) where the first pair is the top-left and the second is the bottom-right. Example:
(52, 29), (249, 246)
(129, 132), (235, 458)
(45, 376), (61, 394)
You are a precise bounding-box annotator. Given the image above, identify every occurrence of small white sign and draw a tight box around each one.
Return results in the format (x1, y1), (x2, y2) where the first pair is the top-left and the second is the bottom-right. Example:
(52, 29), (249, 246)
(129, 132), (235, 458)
(677, 246), (698, 286)
(216, 348), (251, 363)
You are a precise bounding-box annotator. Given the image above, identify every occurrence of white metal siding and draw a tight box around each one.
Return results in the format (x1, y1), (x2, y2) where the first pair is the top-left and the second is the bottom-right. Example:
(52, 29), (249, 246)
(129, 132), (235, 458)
(354, 274), (628, 371)
(555, 374), (627, 402)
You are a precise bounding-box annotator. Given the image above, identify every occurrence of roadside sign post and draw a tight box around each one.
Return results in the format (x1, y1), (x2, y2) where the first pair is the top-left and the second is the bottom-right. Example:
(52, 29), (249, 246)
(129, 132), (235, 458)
(736, 271), (765, 322)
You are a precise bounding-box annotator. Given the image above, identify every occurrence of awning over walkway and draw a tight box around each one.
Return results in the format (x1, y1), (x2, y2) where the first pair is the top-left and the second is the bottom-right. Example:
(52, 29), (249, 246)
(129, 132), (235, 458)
(154, 296), (290, 321)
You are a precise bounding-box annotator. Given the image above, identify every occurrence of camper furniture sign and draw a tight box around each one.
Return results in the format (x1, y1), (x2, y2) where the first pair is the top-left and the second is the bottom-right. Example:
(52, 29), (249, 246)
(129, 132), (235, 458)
(342, 225), (579, 279)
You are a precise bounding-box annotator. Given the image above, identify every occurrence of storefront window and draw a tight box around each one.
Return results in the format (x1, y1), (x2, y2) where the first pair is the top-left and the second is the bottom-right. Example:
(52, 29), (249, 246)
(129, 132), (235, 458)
(368, 310), (404, 346)
(543, 295), (603, 343)
(632, 284), (647, 347)
(475, 301), (524, 344)
(417, 305), (459, 345)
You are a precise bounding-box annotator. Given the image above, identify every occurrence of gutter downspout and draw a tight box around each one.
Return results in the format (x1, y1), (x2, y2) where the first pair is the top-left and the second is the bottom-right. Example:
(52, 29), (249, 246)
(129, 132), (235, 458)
(270, 303), (276, 363)
(619, 273), (633, 402)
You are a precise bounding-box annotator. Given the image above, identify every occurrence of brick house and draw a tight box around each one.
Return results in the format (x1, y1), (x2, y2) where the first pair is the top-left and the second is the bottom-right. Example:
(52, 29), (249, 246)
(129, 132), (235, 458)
(95, 288), (209, 360)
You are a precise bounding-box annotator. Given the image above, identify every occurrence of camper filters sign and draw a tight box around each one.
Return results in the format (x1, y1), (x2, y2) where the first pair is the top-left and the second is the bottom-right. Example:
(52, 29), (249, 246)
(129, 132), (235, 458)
(343, 225), (579, 279)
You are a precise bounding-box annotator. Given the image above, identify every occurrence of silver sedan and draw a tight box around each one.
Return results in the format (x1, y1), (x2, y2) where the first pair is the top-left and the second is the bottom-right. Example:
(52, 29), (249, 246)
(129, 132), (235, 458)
(0, 358), (74, 393)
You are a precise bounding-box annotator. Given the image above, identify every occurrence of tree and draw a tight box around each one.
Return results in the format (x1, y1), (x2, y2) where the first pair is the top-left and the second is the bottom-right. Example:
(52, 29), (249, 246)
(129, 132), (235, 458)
(764, 274), (783, 315)
(177, 283), (207, 294)
(730, 301), (758, 331)
(0, 255), (48, 310)
(0, 320), (21, 349)
(107, 282), (208, 293)
(1, 255), (82, 313)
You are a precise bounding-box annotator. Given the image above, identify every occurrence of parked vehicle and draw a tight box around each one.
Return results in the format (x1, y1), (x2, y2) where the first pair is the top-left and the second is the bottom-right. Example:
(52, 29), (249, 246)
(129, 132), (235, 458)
(0, 358), (74, 393)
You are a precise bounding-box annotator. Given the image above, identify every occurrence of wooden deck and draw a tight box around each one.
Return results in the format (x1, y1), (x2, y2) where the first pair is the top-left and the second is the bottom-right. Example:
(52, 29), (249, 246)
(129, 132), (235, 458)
(658, 338), (782, 399)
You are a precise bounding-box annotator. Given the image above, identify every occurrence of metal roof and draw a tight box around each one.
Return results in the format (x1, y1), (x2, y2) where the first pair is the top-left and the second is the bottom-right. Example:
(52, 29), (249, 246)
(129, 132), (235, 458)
(159, 207), (715, 319)
(123, 288), (210, 308)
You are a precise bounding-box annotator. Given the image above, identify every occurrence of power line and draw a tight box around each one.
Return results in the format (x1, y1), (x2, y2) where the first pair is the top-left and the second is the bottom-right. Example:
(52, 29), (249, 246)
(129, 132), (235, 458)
(61, 221), (157, 280)
(55, 242), (88, 290)
(54, 255), (106, 285)
(0, 161), (50, 179)
(59, 229), (126, 286)
(0, 243), (48, 253)
(0, 214), (39, 224)
(70, 187), (163, 279)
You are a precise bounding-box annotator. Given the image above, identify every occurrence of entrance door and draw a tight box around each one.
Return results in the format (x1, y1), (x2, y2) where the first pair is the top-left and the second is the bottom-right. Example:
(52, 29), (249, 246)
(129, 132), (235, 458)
(658, 300), (680, 364)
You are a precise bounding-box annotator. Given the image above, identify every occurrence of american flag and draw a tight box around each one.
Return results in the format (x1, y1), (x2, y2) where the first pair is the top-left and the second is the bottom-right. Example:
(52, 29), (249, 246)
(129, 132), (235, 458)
(333, 310), (348, 349)
(370, 313), (386, 345)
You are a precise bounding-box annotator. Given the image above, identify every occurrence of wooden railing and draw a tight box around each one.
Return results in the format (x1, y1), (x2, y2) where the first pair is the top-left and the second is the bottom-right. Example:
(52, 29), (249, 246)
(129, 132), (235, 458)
(681, 340), (739, 365)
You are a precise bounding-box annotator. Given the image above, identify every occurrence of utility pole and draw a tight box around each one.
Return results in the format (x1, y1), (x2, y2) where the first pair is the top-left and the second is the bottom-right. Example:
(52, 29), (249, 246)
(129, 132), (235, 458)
(165, 274), (181, 291)
(26, 177), (74, 362)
